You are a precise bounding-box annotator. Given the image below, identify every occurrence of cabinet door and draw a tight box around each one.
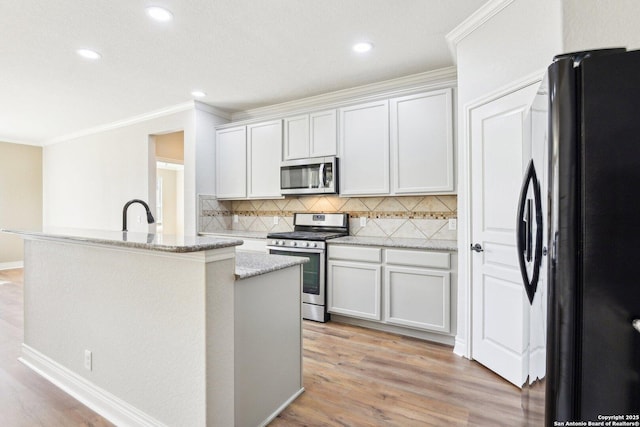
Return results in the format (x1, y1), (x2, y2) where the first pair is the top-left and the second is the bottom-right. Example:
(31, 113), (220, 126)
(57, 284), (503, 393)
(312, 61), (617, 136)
(309, 109), (337, 157)
(327, 260), (381, 320)
(247, 120), (282, 198)
(283, 115), (309, 160)
(339, 100), (390, 195)
(215, 126), (246, 199)
(390, 90), (454, 194)
(384, 266), (450, 333)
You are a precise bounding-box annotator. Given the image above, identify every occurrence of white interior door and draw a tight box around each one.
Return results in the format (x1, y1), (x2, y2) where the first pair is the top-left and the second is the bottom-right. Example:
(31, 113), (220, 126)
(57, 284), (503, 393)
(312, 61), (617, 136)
(470, 83), (538, 387)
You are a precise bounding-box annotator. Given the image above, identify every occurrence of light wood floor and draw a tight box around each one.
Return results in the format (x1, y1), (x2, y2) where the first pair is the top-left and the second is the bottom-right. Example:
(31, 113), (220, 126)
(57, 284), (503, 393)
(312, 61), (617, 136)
(0, 269), (525, 426)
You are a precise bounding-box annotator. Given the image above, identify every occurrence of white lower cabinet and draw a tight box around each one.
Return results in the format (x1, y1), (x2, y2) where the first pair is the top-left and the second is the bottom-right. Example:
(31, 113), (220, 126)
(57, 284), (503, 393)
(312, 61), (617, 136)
(328, 244), (452, 335)
(384, 266), (450, 333)
(327, 260), (381, 320)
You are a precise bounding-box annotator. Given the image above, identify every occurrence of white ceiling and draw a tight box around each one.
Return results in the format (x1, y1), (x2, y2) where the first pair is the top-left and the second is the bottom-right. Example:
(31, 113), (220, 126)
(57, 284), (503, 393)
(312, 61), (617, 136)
(1, 0), (486, 144)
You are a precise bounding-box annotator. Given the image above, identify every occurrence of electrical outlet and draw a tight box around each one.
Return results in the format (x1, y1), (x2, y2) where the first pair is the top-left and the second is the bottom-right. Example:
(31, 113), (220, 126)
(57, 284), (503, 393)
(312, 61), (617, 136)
(84, 350), (92, 371)
(448, 218), (457, 230)
(273, 216), (279, 225)
(233, 214), (239, 223)
(360, 216), (367, 227)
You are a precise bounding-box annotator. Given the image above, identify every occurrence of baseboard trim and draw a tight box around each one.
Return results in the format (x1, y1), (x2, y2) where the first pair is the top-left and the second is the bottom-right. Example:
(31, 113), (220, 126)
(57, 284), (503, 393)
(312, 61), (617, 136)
(330, 315), (455, 347)
(0, 261), (23, 271)
(20, 344), (167, 427)
(258, 387), (305, 427)
(453, 336), (469, 359)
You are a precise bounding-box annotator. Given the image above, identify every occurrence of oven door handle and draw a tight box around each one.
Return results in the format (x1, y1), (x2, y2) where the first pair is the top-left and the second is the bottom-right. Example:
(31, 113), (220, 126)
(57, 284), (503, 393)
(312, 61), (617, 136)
(267, 247), (325, 254)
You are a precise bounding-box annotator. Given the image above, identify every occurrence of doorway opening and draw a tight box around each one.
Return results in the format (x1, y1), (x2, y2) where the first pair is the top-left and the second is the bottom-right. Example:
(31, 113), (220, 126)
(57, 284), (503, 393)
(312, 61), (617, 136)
(154, 131), (184, 235)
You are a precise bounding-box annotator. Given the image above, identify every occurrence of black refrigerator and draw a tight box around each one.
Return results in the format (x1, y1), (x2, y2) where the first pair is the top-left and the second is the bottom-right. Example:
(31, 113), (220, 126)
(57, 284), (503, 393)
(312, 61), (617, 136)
(518, 48), (640, 425)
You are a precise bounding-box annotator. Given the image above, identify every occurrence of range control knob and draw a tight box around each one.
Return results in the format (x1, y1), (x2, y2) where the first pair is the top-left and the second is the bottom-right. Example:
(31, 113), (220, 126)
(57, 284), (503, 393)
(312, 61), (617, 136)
(311, 242), (318, 248)
(291, 241), (297, 246)
(303, 242), (310, 247)
(271, 240), (277, 245)
(278, 240), (284, 246)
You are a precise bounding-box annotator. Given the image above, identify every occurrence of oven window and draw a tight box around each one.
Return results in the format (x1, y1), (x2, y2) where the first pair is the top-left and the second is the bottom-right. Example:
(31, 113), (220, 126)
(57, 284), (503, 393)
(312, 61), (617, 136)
(270, 250), (321, 295)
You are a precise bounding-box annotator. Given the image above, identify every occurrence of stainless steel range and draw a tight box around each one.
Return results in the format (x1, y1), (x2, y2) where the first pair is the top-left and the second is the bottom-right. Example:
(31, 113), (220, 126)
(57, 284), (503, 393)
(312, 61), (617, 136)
(267, 213), (349, 322)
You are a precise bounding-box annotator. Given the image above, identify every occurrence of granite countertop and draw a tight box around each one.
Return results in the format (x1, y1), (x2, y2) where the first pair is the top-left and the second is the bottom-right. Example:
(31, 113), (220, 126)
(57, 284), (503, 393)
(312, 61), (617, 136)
(329, 236), (458, 251)
(199, 230), (268, 239)
(234, 252), (309, 280)
(2, 228), (243, 253)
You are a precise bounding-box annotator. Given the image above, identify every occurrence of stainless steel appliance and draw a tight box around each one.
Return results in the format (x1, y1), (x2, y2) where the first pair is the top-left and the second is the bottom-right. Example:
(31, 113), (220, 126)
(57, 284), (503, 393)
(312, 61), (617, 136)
(517, 48), (640, 425)
(267, 212), (348, 322)
(280, 156), (338, 195)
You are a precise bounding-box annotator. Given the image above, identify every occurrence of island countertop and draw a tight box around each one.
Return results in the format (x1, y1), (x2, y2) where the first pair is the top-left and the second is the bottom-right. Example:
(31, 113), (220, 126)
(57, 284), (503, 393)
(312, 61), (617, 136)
(235, 252), (308, 280)
(2, 227), (243, 253)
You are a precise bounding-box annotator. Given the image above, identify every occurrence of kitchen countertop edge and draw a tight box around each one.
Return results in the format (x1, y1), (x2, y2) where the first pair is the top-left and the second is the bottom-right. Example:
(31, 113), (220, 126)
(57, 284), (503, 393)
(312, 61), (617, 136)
(328, 236), (458, 251)
(235, 252), (309, 280)
(2, 228), (243, 253)
(199, 230), (268, 239)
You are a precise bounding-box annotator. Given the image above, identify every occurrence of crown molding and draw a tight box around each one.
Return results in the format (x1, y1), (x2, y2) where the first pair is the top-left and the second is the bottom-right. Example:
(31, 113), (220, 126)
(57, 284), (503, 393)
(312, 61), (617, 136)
(43, 101), (200, 146)
(445, 0), (516, 63)
(194, 101), (232, 120)
(227, 67), (457, 125)
(40, 68), (454, 143)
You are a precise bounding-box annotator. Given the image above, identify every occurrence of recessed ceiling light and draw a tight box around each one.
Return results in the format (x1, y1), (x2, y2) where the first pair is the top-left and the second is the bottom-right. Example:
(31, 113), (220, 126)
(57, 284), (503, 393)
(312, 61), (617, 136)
(76, 49), (102, 60)
(146, 6), (173, 22)
(191, 91), (206, 98)
(353, 42), (374, 53)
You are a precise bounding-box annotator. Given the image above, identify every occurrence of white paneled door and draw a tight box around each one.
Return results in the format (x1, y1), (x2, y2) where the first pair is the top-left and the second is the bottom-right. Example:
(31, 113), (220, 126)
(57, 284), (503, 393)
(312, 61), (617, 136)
(470, 83), (538, 387)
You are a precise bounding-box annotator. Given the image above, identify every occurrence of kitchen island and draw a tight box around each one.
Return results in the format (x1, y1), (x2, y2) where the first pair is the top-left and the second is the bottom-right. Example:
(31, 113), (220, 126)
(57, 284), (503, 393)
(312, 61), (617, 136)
(3, 228), (306, 427)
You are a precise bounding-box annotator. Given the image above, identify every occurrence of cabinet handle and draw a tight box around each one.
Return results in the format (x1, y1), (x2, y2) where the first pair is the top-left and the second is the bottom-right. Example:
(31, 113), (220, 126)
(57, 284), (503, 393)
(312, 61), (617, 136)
(633, 319), (640, 333)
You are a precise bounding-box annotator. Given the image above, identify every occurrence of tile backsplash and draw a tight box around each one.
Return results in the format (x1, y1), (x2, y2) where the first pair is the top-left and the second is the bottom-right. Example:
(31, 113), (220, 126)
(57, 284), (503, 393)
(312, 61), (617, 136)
(199, 194), (457, 240)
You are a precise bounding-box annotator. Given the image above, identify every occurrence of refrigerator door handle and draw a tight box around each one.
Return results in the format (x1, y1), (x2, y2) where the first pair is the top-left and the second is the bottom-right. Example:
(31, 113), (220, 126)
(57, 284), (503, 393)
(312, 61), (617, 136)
(526, 199), (533, 262)
(517, 159), (544, 304)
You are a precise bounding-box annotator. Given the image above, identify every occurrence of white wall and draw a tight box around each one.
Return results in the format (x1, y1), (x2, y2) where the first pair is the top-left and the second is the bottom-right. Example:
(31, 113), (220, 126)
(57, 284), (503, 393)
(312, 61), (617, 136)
(43, 103), (227, 235)
(157, 167), (178, 235)
(451, 0), (563, 357)
(44, 111), (192, 232)
(455, 0), (562, 110)
(562, 0), (640, 53)
(187, 103), (228, 234)
(451, 0), (640, 358)
(0, 141), (42, 267)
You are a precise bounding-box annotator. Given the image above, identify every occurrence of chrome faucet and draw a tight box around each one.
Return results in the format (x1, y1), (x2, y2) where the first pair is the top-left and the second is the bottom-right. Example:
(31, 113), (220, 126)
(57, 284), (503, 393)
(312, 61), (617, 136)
(122, 199), (155, 232)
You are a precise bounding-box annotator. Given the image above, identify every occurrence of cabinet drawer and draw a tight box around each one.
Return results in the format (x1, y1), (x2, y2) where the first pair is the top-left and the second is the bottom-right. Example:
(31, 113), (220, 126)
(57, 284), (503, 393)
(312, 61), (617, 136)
(328, 245), (381, 263)
(385, 249), (450, 269)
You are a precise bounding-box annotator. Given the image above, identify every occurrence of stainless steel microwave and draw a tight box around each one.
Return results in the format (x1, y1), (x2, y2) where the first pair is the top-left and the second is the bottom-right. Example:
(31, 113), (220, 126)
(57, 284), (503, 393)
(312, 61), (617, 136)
(280, 156), (338, 195)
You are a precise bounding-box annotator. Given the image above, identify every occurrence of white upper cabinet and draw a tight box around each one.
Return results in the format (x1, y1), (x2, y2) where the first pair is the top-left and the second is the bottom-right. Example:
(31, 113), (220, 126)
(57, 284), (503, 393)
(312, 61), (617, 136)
(283, 109), (337, 160)
(247, 120), (283, 199)
(215, 126), (247, 199)
(390, 89), (454, 194)
(283, 115), (309, 160)
(217, 87), (454, 199)
(309, 109), (337, 158)
(339, 100), (390, 196)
